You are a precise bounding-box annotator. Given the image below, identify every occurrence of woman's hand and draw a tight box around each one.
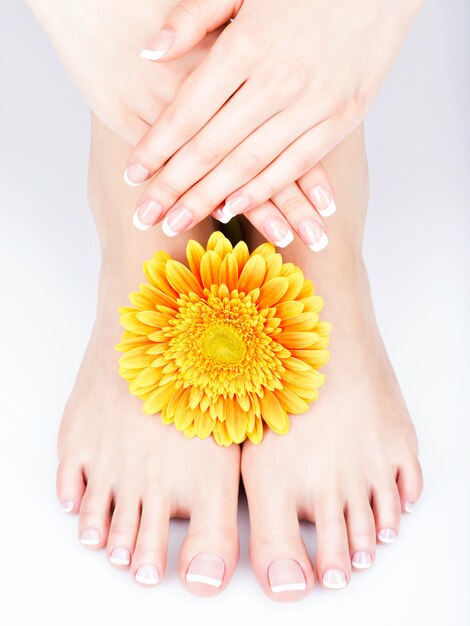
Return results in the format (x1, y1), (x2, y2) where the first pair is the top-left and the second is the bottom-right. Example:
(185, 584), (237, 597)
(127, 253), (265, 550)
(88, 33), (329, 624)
(126, 0), (425, 233)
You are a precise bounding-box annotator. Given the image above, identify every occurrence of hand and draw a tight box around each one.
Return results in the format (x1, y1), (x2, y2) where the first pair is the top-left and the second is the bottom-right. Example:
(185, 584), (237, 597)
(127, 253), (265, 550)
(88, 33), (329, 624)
(125, 0), (425, 236)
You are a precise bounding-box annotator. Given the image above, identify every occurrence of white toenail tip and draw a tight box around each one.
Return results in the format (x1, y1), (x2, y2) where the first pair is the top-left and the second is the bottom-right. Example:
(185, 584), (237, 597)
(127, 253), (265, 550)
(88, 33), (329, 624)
(123, 170), (140, 187)
(273, 230), (294, 248)
(404, 502), (415, 513)
(352, 560), (372, 570)
(136, 574), (158, 585)
(161, 219), (178, 237)
(378, 530), (397, 544)
(60, 500), (74, 513)
(140, 48), (166, 61)
(271, 582), (307, 593)
(185, 574), (222, 588)
(80, 538), (100, 546)
(318, 202), (336, 218)
(308, 231), (328, 252)
(323, 580), (347, 590)
(133, 211), (151, 231)
(110, 556), (131, 566)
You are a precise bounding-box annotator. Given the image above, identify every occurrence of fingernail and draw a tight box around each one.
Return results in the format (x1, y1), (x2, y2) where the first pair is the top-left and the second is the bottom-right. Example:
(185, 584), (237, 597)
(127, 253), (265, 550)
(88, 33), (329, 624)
(185, 553), (225, 588)
(80, 528), (100, 546)
(133, 199), (163, 230)
(298, 219), (328, 252)
(140, 27), (175, 61)
(309, 185), (336, 217)
(404, 502), (415, 513)
(124, 163), (150, 186)
(135, 564), (159, 585)
(162, 206), (193, 237)
(263, 216), (294, 248)
(110, 547), (131, 566)
(212, 207), (232, 224)
(60, 500), (74, 513)
(378, 528), (397, 544)
(322, 569), (347, 590)
(221, 195), (251, 221)
(268, 558), (307, 593)
(351, 551), (372, 570)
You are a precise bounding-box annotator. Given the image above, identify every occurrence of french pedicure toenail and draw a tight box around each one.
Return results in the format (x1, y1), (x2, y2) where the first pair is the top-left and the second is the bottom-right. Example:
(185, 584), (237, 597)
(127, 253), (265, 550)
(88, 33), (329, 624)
(123, 163), (150, 186)
(140, 28), (175, 61)
(297, 219), (328, 252)
(109, 547), (131, 566)
(185, 553), (225, 588)
(263, 216), (294, 248)
(80, 528), (101, 546)
(268, 558), (307, 593)
(162, 206), (193, 237)
(60, 500), (74, 513)
(220, 195), (251, 222)
(404, 502), (415, 513)
(133, 199), (163, 230)
(309, 185), (336, 217)
(351, 551), (372, 570)
(322, 569), (347, 590)
(378, 528), (397, 544)
(135, 564), (159, 586)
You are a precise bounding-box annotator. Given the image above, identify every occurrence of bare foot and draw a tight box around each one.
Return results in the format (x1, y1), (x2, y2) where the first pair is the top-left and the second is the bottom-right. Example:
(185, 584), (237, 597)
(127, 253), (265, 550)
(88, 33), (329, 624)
(240, 125), (423, 601)
(55, 117), (240, 595)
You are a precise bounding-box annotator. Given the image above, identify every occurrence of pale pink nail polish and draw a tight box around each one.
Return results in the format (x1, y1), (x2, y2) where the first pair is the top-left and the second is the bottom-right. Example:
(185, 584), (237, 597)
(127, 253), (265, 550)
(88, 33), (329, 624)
(298, 219), (328, 252)
(161, 206), (193, 237)
(60, 500), (74, 513)
(135, 564), (159, 585)
(110, 547), (131, 566)
(351, 551), (372, 570)
(80, 528), (100, 546)
(185, 553), (225, 588)
(263, 216), (294, 248)
(378, 528), (397, 544)
(404, 502), (415, 513)
(268, 558), (306, 593)
(140, 28), (175, 61)
(221, 195), (251, 221)
(309, 185), (336, 217)
(133, 199), (163, 230)
(322, 569), (347, 590)
(124, 163), (150, 186)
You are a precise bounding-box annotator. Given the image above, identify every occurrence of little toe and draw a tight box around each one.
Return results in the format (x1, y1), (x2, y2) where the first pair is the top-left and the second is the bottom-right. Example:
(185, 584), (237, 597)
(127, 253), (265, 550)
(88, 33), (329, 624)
(372, 479), (402, 544)
(78, 477), (113, 549)
(315, 496), (351, 590)
(396, 456), (424, 514)
(345, 496), (376, 571)
(56, 457), (86, 514)
(106, 492), (141, 569)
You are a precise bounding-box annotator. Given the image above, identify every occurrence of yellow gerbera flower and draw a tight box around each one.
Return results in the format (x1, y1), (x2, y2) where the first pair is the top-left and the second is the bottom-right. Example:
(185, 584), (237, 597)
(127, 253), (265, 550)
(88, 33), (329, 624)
(115, 232), (331, 446)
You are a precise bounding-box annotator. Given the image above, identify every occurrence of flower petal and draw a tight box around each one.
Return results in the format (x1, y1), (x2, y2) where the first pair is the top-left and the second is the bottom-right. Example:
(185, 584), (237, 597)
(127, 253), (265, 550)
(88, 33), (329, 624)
(276, 331), (319, 349)
(257, 277), (289, 309)
(142, 383), (174, 414)
(219, 254), (238, 292)
(165, 259), (204, 297)
(238, 254), (266, 293)
(200, 250), (222, 289)
(259, 389), (289, 435)
(274, 387), (310, 414)
(186, 239), (205, 280)
(233, 241), (249, 273)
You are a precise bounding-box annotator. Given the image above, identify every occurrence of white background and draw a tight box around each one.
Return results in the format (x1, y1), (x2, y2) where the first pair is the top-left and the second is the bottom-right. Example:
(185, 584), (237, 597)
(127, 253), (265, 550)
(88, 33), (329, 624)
(0, 1), (469, 624)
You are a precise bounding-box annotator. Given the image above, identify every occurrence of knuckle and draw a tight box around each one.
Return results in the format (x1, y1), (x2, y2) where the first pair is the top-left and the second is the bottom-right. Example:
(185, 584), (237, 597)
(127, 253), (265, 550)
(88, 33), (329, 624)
(294, 147), (318, 173)
(271, 59), (308, 99)
(191, 134), (222, 166)
(141, 141), (167, 167)
(230, 150), (262, 178)
(157, 177), (184, 199)
(189, 186), (217, 210)
(173, 0), (203, 21)
(223, 30), (258, 67)
(167, 104), (197, 137)
(279, 195), (304, 215)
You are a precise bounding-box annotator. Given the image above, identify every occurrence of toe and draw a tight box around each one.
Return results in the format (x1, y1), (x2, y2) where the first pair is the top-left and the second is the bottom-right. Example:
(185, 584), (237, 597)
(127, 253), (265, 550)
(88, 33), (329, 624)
(372, 478), (402, 544)
(180, 488), (239, 597)
(345, 495), (376, 571)
(315, 494), (351, 590)
(78, 476), (113, 549)
(106, 491), (141, 569)
(396, 455), (423, 514)
(131, 492), (170, 587)
(56, 457), (86, 514)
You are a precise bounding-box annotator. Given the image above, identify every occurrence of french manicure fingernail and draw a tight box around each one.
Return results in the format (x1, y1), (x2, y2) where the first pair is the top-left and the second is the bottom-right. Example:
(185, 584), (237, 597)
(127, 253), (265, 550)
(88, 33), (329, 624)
(212, 207), (232, 224)
(140, 27), (175, 61)
(298, 219), (328, 252)
(135, 564), (159, 585)
(133, 199), (163, 230)
(404, 502), (415, 513)
(80, 528), (100, 546)
(378, 528), (397, 544)
(322, 569), (347, 590)
(162, 206), (193, 237)
(60, 500), (74, 513)
(351, 551), (372, 570)
(185, 553), (225, 588)
(110, 547), (131, 566)
(124, 163), (150, 186)
(263, 216), (294, 248)
(221, 195), (251, 221)
(309, 185), (336, 217)
(268, 558), (307, 593)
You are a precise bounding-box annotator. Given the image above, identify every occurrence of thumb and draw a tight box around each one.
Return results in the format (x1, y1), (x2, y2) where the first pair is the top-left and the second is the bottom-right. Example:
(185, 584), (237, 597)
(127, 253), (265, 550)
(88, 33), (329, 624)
(140, 0), (242, 62)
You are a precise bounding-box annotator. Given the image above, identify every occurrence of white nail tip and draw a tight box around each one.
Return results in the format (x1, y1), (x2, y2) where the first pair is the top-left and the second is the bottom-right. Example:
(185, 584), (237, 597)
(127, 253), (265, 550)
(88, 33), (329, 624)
(309, 231), (328, 252)
(110, 556), (131, 566)
(271, 582), (307, 593)
(136, 574), (158, 585)
(135, 566), (159, 585)
(323, 570), (347, 590)
(404, 502), (415, 513)
(132, 211), (150, 231)
(273, 230), (294, 248)
(219, 206), (235, 223)
(378, 529), (397, 544)
(140, 49), (167, 61)
(80, 538), (100, 546)
(318, 201), (337, 217)
(185, 573), (222, 588)
(323, 579), (347, 590)
(161, 219), (178, 237)
(123, 170), (140, 187)
(352, 561), (371, 570)
(60, 500), (74, 513)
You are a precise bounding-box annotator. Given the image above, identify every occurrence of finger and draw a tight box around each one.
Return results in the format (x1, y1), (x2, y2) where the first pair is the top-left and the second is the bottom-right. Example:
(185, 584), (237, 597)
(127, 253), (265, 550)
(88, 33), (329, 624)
(297, 163), (337, 218)
(271, 182), (329, 253)
(140, 0), (239, 62)
(232, 201), (295, 249)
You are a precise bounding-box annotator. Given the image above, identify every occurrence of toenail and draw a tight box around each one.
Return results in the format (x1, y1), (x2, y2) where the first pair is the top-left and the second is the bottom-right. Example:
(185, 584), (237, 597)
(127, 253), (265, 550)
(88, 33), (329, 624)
(351, 551), (372, 570)
(80, 528), (101, 546)
(60, 500), (74, 513)
(109, 547), (131, 566)
(185, 553), (225, 588)
(322, 569), (347, 590)
(404, 502), (415, 513)
(268, 558), (307, 593)
(378, 528), (397, 544)
(135, 565), (159, 585)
